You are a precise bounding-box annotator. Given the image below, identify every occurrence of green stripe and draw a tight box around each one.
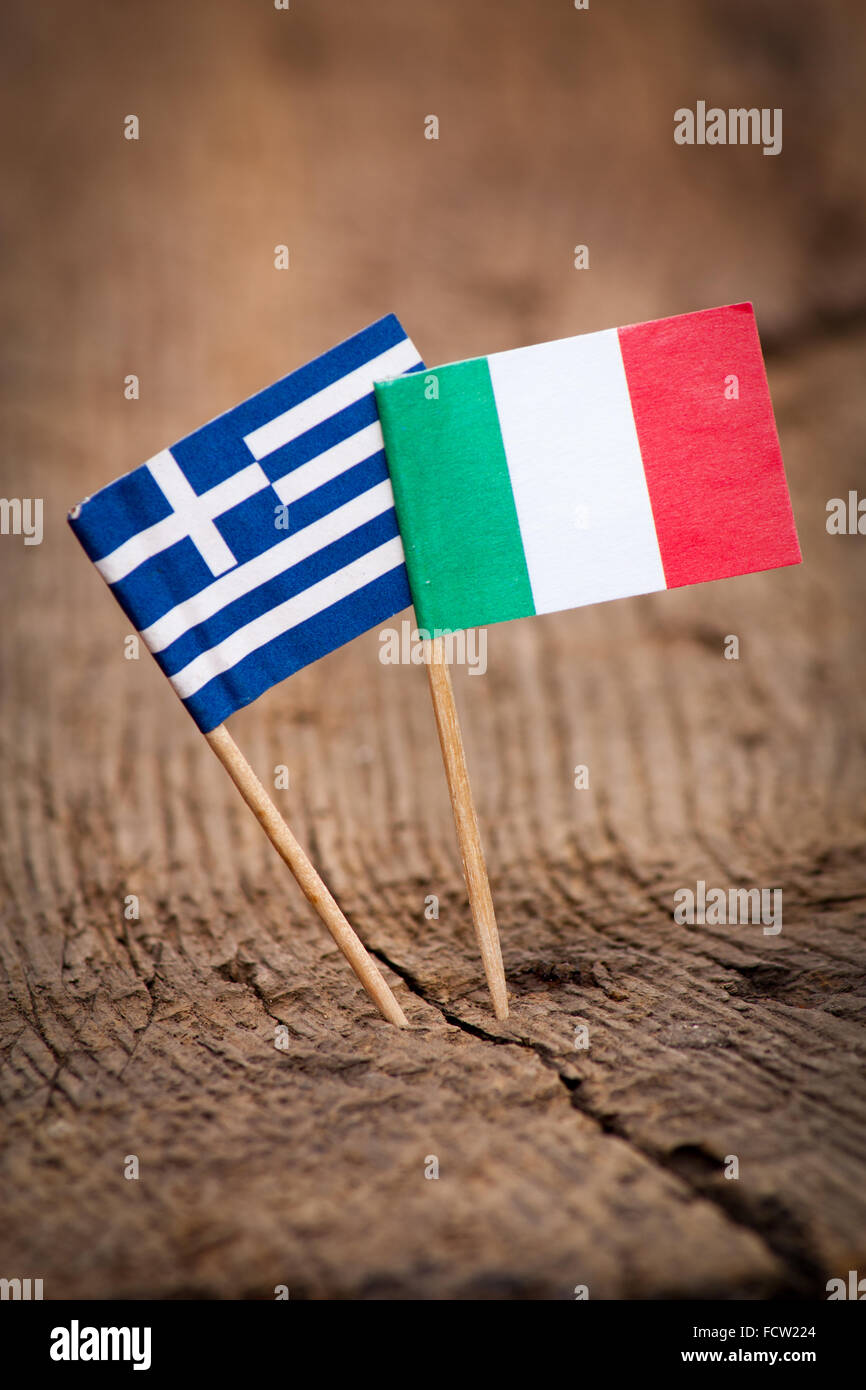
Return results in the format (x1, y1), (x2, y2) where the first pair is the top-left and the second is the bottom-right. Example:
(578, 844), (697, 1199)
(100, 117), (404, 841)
(375, 358), (535, 632)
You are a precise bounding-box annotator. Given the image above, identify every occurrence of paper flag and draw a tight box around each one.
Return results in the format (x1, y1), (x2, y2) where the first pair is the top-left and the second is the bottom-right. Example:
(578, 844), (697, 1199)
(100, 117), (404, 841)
(374, 303), (800, 634)
(70, 316), (423, 729)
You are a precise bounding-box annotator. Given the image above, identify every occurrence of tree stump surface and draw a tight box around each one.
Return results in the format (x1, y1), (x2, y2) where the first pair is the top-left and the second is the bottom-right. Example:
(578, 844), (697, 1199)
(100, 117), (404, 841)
(1, 0), (865, 1298)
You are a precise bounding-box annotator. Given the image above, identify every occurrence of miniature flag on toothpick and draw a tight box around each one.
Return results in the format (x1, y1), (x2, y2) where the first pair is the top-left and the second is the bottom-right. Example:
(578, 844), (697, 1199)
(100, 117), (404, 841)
(374, 303), (801, 636)
(375, 302), (800, 1022)
(72, 316), (422, 731)
(69, 315), (425, 1027)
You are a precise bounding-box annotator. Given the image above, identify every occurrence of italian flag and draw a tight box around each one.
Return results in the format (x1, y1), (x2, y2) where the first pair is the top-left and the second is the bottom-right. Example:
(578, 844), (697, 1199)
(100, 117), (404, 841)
(374, 303), (801, 634)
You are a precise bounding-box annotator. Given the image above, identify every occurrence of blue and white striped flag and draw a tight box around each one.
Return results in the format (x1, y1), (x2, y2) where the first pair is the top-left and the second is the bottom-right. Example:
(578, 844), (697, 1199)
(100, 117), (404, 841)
(69, 316), (423, 731)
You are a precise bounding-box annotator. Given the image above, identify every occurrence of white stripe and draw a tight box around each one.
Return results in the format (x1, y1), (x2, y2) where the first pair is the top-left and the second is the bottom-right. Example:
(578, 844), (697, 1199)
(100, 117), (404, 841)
(272, 422), (384, 506)
(169, 536), (405, 700)
(95, 452), (269, 584)
(141, 479), (401, 654)
(96, 505), (186, 585)
(244, 341), (421, 461)
(487, 328), (666, 614)
(147, 452), (237, 577)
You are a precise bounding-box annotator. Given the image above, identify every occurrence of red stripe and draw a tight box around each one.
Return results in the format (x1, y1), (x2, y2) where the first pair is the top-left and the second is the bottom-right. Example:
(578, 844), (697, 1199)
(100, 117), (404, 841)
(617, 304), (801, 590)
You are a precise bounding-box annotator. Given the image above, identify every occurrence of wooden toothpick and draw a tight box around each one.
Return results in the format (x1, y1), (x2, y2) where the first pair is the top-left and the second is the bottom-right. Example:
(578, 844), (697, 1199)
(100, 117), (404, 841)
(424, 637), (508, 1020)
(205, 723), (408, 1028)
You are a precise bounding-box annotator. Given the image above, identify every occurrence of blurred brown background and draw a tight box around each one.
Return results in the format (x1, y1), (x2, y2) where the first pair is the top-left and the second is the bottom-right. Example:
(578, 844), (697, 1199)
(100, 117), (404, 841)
(1, 0), (865, 1299)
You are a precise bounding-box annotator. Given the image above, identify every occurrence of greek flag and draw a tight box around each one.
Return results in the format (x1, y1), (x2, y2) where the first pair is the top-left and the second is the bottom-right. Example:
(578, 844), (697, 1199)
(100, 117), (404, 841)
(69, 316), (423, 730)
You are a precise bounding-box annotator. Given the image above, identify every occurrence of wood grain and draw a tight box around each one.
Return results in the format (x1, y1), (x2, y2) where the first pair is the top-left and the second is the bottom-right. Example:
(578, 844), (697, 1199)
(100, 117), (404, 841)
(1, 0), (865, 1299)
(204, 723), (408, 1027)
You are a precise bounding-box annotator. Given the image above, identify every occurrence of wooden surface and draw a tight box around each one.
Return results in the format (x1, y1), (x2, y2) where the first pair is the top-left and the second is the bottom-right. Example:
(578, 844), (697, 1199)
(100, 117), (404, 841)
(204, 722), (409, 1027)
(1, 0), (865, 1299)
